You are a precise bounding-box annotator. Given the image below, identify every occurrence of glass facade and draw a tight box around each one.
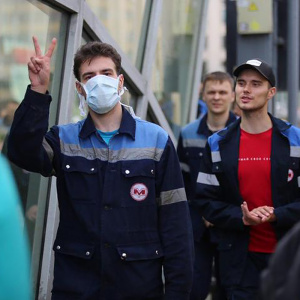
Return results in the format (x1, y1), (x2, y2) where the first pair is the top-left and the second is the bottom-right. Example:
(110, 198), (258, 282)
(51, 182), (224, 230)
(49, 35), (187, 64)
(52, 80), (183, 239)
(152, 0), (204, 138)
(86, 0), (150, 69)
(0, 0), (207, 298)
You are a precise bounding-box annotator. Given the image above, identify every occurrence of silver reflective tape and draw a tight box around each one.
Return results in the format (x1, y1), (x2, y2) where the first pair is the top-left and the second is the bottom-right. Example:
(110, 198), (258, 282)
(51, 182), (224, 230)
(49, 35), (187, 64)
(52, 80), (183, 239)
(43, 138), (54, 162)
(180, 162), (190, 173)
(183, 138), (207, 148)
(159, 188), (187, 206)
(211, 151), (221, 163)
(60, 141), (164, 162)
(60, 141), (100, 160)
(42, 138), (55, 175)
(197, 172), (220, 186)
(298, 176), (300, 188)
(291, 146), (300, 158)
(109, 147), (164, 162)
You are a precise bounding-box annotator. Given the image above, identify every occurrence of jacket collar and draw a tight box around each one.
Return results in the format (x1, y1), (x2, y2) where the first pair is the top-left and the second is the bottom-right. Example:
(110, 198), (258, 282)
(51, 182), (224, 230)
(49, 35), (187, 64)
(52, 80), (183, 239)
(268, 113), (291, 132)
(217, 112), (291, 141)
(79, 106), (136, 140)
(197, 111), (237, 136)
(197, 114), (209, 135)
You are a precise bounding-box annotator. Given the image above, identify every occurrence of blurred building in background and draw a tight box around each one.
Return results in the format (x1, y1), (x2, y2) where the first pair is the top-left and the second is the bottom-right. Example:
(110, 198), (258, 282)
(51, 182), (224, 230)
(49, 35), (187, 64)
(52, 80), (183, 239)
(203, 0), (227, 73)
(226, 0), (300, 124)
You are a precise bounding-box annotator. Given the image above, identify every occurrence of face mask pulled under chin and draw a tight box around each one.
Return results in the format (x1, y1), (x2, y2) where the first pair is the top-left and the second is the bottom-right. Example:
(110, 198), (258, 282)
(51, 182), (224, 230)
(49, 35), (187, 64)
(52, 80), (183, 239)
(77, 75), (122, 116)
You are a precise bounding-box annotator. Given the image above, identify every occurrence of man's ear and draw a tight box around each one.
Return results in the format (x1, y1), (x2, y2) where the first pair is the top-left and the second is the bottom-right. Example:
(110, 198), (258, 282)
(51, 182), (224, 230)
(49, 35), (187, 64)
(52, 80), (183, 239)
(118, 74), (124, 92)
(267, 87), (276, 100)
(75, 81), (85, 97)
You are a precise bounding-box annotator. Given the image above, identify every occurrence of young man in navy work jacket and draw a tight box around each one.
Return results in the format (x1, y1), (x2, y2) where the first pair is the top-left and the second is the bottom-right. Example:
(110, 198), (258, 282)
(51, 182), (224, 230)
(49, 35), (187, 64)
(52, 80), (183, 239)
(177, 72), (236, 300)
(196, 59), (300, 300)
(7, 36), (194, 300)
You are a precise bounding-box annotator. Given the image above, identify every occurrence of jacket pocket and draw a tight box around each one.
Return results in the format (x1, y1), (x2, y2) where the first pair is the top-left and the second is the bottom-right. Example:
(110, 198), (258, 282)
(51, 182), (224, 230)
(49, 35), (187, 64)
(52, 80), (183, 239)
(53, 240), (95, 259)
(289, 157), (299, 170)
(121, 160), (155, 178)
(217, 241), (233, 251)
(62, 157), (98, 174)
(61, 157), (100, 203)
(217, 233), (235, 251)
(112, 242), (164, 298)
(121, 160), (156, 206)
(116, 241), (163, 261)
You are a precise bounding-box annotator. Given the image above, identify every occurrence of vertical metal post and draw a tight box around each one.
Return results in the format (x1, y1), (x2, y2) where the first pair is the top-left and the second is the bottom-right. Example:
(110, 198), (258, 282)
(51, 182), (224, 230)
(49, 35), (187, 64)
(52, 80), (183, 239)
(269, 0), (278, 115)
(287, 0), (299, 125)
(187, 0), (209, 122)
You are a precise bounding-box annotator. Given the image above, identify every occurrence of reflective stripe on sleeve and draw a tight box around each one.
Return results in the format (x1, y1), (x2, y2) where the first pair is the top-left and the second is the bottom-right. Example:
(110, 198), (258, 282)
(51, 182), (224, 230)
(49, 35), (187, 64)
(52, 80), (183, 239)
(183, 139), (206, 148)
(197, 172), (220, 186)
(291, 146), (300, 158)
(180, 162), (190, 173)
(158, 187), (187, 206)
(211, 151), (221, 163)
(42, 138), (56, 175)
(42, 138), (54, 163)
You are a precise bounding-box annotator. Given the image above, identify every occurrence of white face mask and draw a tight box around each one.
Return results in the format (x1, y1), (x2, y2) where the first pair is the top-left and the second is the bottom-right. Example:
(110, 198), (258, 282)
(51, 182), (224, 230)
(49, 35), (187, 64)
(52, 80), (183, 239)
(77, 75), (123, 115)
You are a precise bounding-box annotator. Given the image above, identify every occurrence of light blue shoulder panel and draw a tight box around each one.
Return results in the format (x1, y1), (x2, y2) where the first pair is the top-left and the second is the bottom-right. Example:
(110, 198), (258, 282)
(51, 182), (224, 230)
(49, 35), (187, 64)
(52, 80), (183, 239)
(281, 124), (300, 158)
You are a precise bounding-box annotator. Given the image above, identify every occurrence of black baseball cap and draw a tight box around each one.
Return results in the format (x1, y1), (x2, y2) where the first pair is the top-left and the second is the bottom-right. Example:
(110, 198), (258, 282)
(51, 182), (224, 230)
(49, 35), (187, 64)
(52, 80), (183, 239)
(233, 59), (276, 87)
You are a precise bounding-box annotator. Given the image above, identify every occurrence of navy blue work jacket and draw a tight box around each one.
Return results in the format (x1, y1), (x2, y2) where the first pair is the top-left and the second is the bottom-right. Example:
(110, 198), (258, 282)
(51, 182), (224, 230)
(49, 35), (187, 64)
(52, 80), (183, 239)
(8, 87), (194, 300)
(177, 112), (236, 241)
(195, 114), (300, 287)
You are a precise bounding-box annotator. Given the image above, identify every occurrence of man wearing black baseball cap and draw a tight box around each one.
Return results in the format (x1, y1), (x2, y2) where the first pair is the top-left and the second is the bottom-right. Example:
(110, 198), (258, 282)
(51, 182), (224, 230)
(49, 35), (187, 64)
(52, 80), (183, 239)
(195, 59), (300, 299)
(233, 58), (276, 87)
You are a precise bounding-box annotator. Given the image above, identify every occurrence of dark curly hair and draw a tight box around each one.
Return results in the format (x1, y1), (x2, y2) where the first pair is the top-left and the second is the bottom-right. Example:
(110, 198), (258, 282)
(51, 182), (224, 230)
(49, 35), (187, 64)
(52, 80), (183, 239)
(73, 41), (122, 81)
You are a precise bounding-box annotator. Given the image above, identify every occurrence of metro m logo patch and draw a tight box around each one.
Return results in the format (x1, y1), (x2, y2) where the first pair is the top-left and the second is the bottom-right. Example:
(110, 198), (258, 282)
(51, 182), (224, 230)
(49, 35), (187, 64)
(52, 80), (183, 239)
(130, 183), (148, 201)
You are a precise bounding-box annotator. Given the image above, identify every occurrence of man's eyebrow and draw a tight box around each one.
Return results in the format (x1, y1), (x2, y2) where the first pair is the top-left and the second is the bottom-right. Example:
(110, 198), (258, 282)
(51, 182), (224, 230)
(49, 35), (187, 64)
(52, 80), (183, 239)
(82, 71), (95, 78)
(82, 68), (115, 78)
(100, 68), (114, 73)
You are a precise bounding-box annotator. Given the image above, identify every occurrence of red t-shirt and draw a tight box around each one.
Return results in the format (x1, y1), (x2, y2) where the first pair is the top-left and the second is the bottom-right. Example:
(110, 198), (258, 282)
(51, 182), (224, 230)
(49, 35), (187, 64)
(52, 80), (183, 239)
(238, 128), (277, 253)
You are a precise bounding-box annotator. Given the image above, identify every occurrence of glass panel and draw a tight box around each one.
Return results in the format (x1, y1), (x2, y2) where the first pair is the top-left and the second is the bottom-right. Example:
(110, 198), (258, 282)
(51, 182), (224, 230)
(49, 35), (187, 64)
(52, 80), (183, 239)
(146, 106), (159, 124)
(86, 0), (150, 68)
(152, 0), (204, 138)
(0, 0), (67, 297)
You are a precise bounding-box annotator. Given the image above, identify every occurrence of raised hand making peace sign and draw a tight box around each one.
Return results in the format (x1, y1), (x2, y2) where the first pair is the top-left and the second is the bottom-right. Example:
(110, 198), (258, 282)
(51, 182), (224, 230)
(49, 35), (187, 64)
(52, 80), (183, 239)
(28, 36), (57, 94)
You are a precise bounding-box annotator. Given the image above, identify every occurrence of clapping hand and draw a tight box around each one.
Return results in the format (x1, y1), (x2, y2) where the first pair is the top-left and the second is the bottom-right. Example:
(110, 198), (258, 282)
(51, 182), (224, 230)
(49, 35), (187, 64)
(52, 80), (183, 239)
(241, 201), (276, 226)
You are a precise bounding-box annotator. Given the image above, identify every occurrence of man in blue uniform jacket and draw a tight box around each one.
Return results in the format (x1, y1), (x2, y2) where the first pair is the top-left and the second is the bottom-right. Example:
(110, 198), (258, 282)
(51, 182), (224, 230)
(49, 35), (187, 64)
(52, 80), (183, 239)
(7, 36), (194, 300)
(196, 59), (300, 300)
(177, 72), (236, 300)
